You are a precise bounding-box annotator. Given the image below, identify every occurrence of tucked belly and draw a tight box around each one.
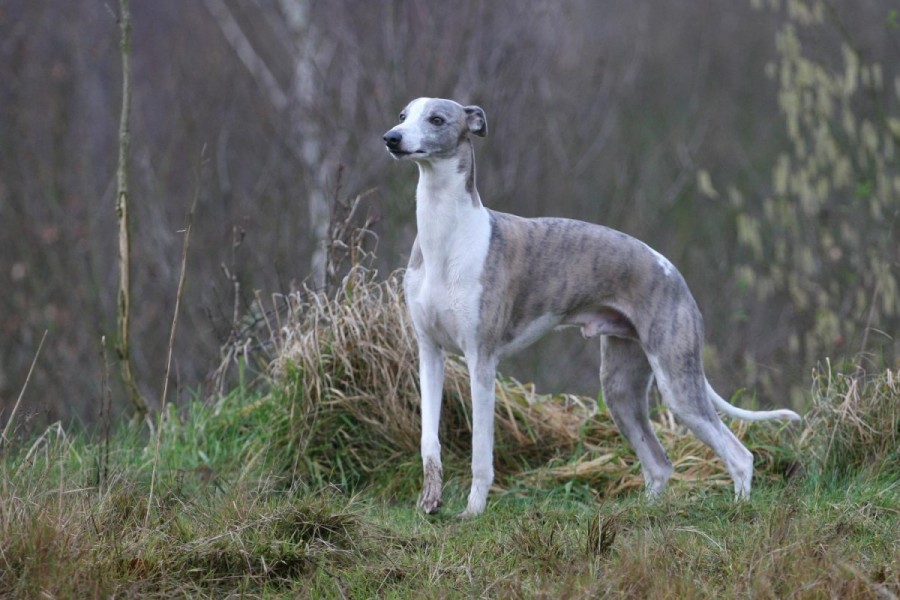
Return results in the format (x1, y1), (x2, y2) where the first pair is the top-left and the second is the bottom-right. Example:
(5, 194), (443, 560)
(566, 308), (637, 340)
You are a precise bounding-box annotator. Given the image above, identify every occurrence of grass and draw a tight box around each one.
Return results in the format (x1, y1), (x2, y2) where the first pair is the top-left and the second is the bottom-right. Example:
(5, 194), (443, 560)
(0, 426), (896, 598)
(0, 268), (897, 597)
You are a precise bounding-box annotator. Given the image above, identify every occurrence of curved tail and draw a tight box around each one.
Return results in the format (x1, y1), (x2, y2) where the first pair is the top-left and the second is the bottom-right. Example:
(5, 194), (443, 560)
(706, 381), (801, 422)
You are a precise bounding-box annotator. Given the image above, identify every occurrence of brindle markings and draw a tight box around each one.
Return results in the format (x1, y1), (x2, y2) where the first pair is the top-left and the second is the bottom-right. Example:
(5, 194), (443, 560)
(383, 97), (801, 517)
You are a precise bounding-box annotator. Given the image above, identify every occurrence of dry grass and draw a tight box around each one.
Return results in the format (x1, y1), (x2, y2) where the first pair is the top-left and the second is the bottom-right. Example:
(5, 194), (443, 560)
(568, 496), (900, 599)
(802, 362), (899, 482)
(0, 432), (374, 598)
(262, 265), (800, 498)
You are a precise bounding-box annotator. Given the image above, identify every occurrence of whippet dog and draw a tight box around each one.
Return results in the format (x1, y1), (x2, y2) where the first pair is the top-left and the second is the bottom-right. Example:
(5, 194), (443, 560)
(384, 97), (800, 517)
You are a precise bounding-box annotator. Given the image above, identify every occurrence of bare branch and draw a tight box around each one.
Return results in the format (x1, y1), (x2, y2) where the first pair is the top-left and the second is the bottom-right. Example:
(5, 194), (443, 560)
(202, 0), (289, 112)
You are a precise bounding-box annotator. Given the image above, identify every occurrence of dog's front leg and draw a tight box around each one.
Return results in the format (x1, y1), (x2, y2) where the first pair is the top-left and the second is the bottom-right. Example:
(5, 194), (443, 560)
(417, 337), (445, 514)
(460, 354), (498, 518)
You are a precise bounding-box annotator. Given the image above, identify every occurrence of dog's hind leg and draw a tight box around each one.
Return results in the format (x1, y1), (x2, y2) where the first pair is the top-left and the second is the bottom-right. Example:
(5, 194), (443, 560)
(601, 337), (674, 497)
(647, 349), (754, 500)
(417, 337), (446, 514)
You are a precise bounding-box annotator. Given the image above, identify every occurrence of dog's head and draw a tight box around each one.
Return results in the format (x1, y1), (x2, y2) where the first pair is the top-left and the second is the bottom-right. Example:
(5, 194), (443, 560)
(383, 98), (487, 162)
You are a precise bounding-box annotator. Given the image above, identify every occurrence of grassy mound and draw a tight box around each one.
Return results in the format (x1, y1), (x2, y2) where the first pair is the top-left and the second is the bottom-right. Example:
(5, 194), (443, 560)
(254, 266), (804, 498)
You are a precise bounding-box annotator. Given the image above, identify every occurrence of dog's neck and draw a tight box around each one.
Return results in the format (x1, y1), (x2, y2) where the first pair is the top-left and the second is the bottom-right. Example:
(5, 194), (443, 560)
(414, 140), (488, 273)
(415, 139), (479, 203)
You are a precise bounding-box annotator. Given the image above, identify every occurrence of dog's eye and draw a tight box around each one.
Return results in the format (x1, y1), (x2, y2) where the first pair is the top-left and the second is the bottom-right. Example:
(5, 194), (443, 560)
(429, 116), (445, 126)
(398, 113), (406, 123)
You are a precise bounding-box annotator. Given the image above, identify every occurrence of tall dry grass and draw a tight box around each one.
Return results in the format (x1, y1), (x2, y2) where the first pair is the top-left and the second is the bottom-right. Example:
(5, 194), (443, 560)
(801, 362), (899, 483)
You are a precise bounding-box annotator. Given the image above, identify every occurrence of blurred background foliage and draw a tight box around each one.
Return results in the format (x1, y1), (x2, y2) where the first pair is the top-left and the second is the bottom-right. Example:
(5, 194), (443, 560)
(0, 0), (896, 425)
(721, 0), (900, 406)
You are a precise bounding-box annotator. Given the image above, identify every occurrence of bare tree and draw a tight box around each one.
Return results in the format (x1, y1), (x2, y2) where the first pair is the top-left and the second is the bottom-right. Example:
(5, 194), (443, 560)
(115, 0), (148, 420)
(203, 0), (333, 289)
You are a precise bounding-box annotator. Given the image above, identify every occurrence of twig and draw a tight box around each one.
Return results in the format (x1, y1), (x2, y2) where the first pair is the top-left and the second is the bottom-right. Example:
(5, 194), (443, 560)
(1, 330), (48, 453)
(145, 162), (201, 529)
(230, 225), (244, 330)
(99, 336), (113, 494)
(324, 166), (378, 295)
(858, 279), (881, 363)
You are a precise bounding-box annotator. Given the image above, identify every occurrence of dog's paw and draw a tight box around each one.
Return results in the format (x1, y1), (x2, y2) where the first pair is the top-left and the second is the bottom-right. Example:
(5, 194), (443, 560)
(418, 459), (443, 514)
(418, 491), (443, 514)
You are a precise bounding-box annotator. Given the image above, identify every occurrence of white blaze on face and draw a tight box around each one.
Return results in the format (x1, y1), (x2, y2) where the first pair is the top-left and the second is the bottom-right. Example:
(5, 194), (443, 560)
(396, 97), (432, 149)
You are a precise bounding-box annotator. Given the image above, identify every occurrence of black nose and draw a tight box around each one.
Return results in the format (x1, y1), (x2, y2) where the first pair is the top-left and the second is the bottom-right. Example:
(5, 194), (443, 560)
(384, 130), (402, 150)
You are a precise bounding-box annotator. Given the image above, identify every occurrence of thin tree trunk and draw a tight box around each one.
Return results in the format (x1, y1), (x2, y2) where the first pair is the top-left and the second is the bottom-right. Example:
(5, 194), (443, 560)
(204, 0), (330, 289)
(116, 0), (148, 420)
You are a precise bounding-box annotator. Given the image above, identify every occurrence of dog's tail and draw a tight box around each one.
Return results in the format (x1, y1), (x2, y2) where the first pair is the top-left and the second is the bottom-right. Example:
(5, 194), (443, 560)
(706, 381), (801, 422)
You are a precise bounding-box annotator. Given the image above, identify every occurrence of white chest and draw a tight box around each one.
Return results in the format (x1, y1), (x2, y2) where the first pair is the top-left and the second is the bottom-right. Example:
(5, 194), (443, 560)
(406, 275), (476, 354)
(405, 193), (491, 355)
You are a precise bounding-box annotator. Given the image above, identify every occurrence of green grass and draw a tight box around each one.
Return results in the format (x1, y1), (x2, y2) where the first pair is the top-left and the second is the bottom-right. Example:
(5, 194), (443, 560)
(1, 270), (897, 597)
(0, 366), (897, 598)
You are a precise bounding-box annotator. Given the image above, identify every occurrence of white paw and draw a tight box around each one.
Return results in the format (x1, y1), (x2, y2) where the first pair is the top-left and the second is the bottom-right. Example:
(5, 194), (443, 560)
(457, 508), (480, 520)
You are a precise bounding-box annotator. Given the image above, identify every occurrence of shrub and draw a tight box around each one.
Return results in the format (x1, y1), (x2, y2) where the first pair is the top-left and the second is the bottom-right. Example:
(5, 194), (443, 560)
(722, 0), (900, 403)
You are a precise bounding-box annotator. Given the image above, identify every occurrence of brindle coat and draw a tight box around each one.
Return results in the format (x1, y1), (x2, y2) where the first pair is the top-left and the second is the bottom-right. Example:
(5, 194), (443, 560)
(384, 97), (800, 517)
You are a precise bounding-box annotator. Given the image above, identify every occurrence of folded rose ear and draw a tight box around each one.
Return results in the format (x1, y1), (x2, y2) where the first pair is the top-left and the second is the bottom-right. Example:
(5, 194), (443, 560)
(464, 105), (487, 137)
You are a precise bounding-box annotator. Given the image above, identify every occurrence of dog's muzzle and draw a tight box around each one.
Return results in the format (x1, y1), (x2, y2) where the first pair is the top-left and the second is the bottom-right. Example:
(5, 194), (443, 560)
(384, 130), (404, 153)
